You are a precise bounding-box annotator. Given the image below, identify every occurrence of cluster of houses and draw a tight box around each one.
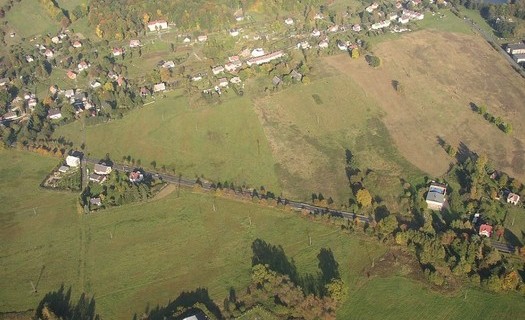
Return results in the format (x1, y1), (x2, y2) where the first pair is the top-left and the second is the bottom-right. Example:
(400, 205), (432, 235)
(506, 42), (525, 64)
(425, 179), (521, 241)
(0, 90), (39, 122)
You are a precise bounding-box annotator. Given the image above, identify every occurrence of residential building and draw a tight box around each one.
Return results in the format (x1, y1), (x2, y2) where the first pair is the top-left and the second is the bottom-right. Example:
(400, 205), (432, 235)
(251, 48), (265, 57)
(506, 43), (525, 55)
(72, 40), (82, 48)
(365, 3), (379, 13)
(311, 29), (321, 37)
(197, 35), (208, 42)
(162, 60), (175, 69)
(212, 65), (225, 75)
(77, 61), (90, 72)
(2, 111), (17, 121)
(129, 39), (141, 48)
(0, 78), (9, 86)
(513, 53), (525, 63)
(67, 70), (77, 80)
(94, 163), (112, 175)
(90, 197), (102, 206)
(352, 24), (361, 32)
(318, 39), (329, 49)
(230, 76), (242, 84)
(113, 48), (124, 56)
(246, 51), (284, 66)
(48, 108), (62, 120)
(507, 192), (520, 205)
(229, 29), (240, 37)
(66, 155), (81, 167)
(285, 18), (294, 25)
(58, 165), (70, 173)
(218, 78), (229, 87)
(89, 173), (106, 184)
(425, 181), (447, 210)
(153, 83), (166, 92)
(129, 170), (144, 183)
(147, 20), (168, 31)
(44, 49), (54, 58)
(479, 224), (493, 237)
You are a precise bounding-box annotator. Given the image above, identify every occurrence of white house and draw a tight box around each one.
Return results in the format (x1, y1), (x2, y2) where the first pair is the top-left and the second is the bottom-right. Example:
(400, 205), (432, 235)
(153, 83), (166, 92)
(251, 48), (265, 57)
(425, 181), (447, 211)
(72, 41), (82, 48)
(44, 49), (54, 58)
(337, 41), (348, 51)
(229, 29), (240, 37)
(230, 76), (242, 84)
(129, 39), (141, 48)
(66, 155), (81, 167)
(352, 24), (361, 32)
(112, 48), (124, 56)
(218, 78), (229, 87)
(311, 29), (321, 37)
(147, 20), (168, 31)
(212, 65), (225, 75)
(327, 25), (339, 33)
(284, 18), (294, 25)
(246, 51), (284, 66)
(94, 163), (112, 175)
(318, 39), (329, 49)
(162, 60), (175, 69)
(197, 35), (208, 42)
(77, 61), (90, 72)
(507, 192), (520, 205)
(48, 108), (62, 120)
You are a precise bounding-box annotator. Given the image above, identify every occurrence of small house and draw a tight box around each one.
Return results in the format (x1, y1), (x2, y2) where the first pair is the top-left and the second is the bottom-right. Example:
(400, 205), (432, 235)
(66, 155), (81, 167)
(90, 197), (102, 206)
(89, 173), (106, 184)
(58, 165), (70, 173)
(337, 41), (348, 51)
(67, 70), (77, 80)
(425, 181), (447, 211)
(229, 29), (240, 37)
(479, 224), (493, 237)
(90, 80), (102, 89)
(77, 61), (90, 72)
(48, 108), (62, 120)
(272, 76), (282, 86)
(290, 70), (302, 82)
(197, 35), (208, 42)
(212, 65), (225, 75)
(251, 48), (265, 57)
(113, 48), (124, 56)
(129, 39), (141, 48)
(26, 55), (34, 63)
(507, 192), (520, 205)
(153, 83), (166, 92)
(94, 163), (112, 175)
(147, 20), (169, 32)
(72, 41), (82, 48)
(44, 49), (54, 58)
(230, 76), (242, 84)
(284, 18), (294, 25)
(218, 78), (229, 87)
(0, 78), (9, 87)
(506, 43), (525, 55)
(162, 60), (175, 69)
(140, 87), (151, 97)
(129, 170), (144, 183)
(183, 36), (191, 43)
(311, 29), (321, 37)
(327, 25), (339, 33)
(318, 40), (329, 49)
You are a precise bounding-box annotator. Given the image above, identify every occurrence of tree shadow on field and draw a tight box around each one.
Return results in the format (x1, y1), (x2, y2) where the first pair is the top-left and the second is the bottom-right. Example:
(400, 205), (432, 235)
(251, 238), (299, 284)
(317, 248), (340, 284)
(145, 288), (222, 320)
(35, 284), (99, 320)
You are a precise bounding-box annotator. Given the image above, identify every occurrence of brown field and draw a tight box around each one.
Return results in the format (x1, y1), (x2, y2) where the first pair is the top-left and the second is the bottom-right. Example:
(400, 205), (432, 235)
(325, 30), (525, 180)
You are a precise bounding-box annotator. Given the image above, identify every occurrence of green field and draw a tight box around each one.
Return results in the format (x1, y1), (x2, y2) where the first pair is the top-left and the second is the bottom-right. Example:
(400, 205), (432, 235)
(5, 1), (59, 39)
(54, 90), (281, 192)
(342, 276), (525, 319)
(0, 149), (386, 318)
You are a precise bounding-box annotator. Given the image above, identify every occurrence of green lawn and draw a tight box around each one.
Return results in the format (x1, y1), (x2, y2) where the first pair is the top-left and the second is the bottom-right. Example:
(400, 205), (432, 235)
(53, 90), (281, 192)
(415, 10), (473, 35)
(5, 1), (59, 39)
(0, 150), (81, 312)
(341, 276), (525, 319)
(0, 149), (385, 318)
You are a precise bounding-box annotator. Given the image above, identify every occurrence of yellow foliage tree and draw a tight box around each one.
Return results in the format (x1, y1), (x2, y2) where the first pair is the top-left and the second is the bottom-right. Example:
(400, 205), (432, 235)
(356, 189), (372, 207)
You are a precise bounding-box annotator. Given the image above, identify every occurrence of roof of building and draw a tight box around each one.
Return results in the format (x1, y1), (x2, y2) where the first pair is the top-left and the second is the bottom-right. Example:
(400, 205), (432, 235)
(508, 42), (525, 50)
(479, 224), (493, 235)
(507, 192), (520, 202)
(94, 163), (111, 173)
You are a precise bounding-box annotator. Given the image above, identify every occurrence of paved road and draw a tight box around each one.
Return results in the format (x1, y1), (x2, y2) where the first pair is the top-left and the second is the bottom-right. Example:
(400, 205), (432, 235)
(83, 157), (370, 223)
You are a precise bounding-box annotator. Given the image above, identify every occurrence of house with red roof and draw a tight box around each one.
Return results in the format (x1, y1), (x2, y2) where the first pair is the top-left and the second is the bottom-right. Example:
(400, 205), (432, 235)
(479, 224), (493, 237)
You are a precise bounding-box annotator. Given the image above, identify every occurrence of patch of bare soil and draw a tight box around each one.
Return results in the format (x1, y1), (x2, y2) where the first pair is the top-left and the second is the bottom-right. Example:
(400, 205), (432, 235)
(324, 30), (525, 180)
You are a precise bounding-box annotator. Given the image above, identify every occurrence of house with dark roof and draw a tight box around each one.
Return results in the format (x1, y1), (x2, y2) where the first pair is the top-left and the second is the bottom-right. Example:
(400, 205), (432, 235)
(425, 181), (447, 210)
(90, 197), (102, 206)
(89, 173), (106, 184)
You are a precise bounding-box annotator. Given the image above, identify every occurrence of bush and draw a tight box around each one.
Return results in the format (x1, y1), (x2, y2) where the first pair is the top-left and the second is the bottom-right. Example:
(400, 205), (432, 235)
(365, 55), (380, 67)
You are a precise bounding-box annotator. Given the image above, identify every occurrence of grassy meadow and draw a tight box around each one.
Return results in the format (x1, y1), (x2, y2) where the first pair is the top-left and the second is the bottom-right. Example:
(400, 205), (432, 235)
(341, 276), (525, 320)
(5, 1), (59, 39)
(54, 90), (281, 192)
